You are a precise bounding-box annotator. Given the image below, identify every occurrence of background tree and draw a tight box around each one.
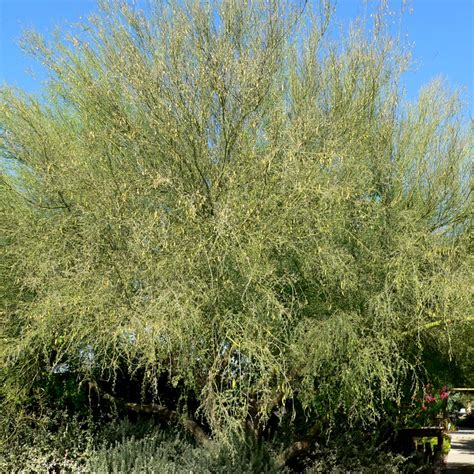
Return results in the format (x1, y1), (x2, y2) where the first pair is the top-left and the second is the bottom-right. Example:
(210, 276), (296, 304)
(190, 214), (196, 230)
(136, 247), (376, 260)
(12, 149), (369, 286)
(1, 0), (472, 469)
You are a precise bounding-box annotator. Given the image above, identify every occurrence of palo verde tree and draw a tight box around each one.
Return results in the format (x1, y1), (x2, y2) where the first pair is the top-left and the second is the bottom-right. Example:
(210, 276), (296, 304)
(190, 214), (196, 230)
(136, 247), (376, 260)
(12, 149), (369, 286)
(1, 0), (472, 466)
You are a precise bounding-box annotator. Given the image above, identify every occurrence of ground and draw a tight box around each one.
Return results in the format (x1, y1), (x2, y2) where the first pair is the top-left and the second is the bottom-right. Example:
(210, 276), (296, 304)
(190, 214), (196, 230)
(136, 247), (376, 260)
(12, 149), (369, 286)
(446, 428), (474, 473)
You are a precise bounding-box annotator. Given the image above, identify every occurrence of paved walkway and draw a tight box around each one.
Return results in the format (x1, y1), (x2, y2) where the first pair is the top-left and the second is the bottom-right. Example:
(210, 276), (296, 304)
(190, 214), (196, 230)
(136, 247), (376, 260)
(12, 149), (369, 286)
(445, 429), (474, 473)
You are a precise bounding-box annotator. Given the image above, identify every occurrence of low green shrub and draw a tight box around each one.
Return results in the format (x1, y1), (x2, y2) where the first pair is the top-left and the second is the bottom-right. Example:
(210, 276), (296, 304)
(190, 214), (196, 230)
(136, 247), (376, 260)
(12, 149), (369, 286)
(1, 416), (286, 473)
(86, 427), (285, 474)
(0, 411), (95, 473)
(2, 415), (406, 473)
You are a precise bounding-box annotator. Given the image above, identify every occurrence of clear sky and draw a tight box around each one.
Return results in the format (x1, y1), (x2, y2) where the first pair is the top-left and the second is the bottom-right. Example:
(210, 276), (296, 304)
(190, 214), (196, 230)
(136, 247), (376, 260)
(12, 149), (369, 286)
(0, 0), (473, 114)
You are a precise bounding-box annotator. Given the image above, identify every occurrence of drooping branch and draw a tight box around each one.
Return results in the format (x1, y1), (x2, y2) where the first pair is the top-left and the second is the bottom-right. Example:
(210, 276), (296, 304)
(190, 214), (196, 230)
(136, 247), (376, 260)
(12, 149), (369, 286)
(401, 317), (474, 337)
(277, 440), (311, 466)
(98, 388), (212, 447)
(276, 419), (323, 467)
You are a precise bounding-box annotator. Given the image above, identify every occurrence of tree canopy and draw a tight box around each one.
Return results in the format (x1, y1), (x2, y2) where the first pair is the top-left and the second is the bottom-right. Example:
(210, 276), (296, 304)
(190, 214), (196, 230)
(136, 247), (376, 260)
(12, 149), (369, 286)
(0, 0), (472, 468)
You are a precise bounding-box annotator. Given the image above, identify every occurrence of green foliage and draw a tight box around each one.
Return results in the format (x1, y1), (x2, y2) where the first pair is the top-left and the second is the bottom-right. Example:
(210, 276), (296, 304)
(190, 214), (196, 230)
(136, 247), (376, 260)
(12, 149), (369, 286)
(86, 429), (284, 474)
(0, 410), (96, 473)
(413, 435), (450, 457)
(1, 0), (472, 467)
(1, 414), (402, 473)
(1, 416), (285, 473)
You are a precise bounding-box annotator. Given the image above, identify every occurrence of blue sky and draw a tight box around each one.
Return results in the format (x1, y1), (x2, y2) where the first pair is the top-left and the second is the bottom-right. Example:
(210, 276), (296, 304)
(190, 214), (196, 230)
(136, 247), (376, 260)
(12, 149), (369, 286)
(0, 0), (473, 114)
